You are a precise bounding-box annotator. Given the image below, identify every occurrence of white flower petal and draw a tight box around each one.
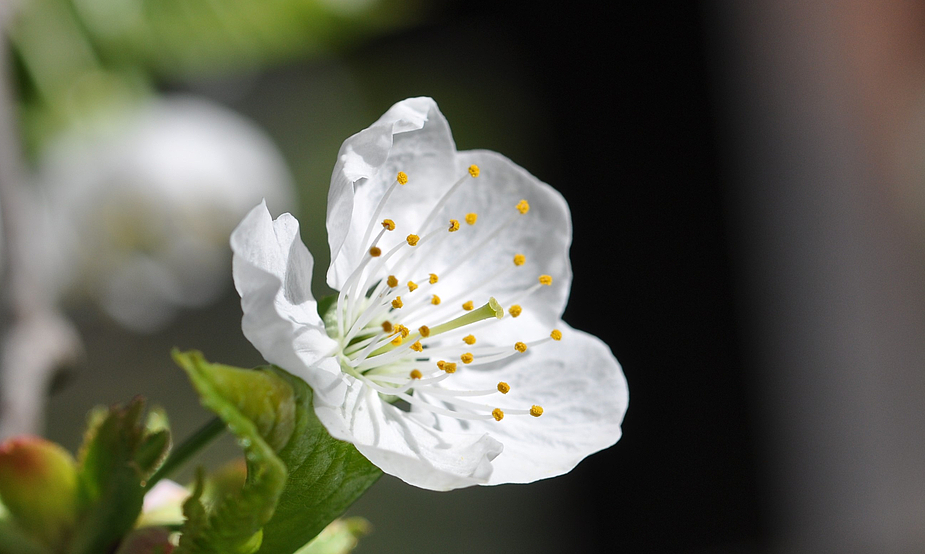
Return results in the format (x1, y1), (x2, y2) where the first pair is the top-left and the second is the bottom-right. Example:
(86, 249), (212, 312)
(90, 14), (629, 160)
(419, 149), (572, 323)
(231, 201), (346, 406)
(315, 383), (504, 491)
(439, 325), (628, 485)
(326, 97), (457, 290)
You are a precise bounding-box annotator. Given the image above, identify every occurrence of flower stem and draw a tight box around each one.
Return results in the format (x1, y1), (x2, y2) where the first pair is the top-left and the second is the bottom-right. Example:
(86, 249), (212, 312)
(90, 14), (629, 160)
(144, 416), (225, 491)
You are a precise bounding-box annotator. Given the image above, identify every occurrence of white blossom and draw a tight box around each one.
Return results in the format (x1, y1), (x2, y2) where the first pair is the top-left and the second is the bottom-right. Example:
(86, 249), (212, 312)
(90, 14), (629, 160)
(41, 96), (295, 332)
(232, 97), (627, 490)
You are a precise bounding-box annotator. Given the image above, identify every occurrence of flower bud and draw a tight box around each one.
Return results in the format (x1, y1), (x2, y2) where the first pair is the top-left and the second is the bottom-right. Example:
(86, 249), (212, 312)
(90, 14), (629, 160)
(0, 435), (78, 547)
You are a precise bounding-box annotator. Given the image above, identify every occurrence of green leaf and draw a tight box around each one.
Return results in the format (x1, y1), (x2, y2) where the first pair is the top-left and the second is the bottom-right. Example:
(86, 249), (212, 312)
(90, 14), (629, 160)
(173, 351), (380, 554)
(256, 367), (380, 554)
(173, 353), (288, 554)
(70, 397), (172, 554)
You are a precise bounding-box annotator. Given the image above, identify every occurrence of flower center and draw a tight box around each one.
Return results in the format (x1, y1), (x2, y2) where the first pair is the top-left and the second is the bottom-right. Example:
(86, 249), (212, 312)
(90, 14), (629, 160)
(322, 166), (559, 422)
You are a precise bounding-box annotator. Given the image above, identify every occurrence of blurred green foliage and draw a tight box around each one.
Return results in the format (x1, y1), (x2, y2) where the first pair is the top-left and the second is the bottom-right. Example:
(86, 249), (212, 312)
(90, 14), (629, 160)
(8, 0), (423, 154)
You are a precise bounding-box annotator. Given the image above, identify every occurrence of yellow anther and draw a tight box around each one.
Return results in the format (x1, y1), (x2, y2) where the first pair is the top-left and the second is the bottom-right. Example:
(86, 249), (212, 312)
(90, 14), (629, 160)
(419, 325), (430, 337)
(516, 199), (530, 214)
(387, 275), (398, 288)
(468, 165), (480, 178)
(514, 342), (527, 353)
(538, 275), (553, 286)
(513, 254), (526, 266)
(443, 362), (457, 374)
(461, 353), (474, 364)
(509, 305), (523, 318)
(492, 408), (504, 421)
(530, 405), (544, 417)
(551, 329), (562, 341)
(465, 213), (478, 225)
(396, 324), (410, 338)
(429, 273), (439, 284)
(448, 219), (460, 232)
(410, 341), (423, 352)
(462, 300), (474, 311)
(381, 321), (393, 333)
(397, 171), (408, 185)
(431, 295), (441, 305)
(382, 219), (396, 231)
(410, 369), (422, 379)
(391, 335), (403, 346)
(406, 234), (420, 246)
(436, 360), (445, 370)
(463, 334), (476, 345)
(391, 296), (403, 309)
(369, 246), (382, 257)
(497, 382), (511, 394)
(407, 280), (418, 292)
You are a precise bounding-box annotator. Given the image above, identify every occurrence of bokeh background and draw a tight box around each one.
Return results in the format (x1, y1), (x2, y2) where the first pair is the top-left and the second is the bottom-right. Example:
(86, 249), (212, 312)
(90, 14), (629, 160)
(1, 1), (923, 552)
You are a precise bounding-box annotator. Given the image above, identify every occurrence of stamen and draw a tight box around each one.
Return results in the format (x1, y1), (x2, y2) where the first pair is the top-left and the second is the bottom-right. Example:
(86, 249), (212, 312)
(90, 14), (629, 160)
(492, 408), (504, 421)
(514, 342), (527, 353)
(419, 167), (480, 232)
(462, 301), (474, 311)
(390, 335), (403, 346)
(539, 275), (553, 285)
(369, 246), (381, 257)
(407, 234), (420, 246)
(460, 353), (474, 364)
(441, 210), (524, 280)
(516, 199), (530, 214)
(509, 305), (522, 318)
(419, 325), (431, 337)
(387, 275), (398, 288)
(551, 329), (562, 341)
(360, 172), (404, 250)
(382, 321), (393, 333)
(410, 341), (423, 352)
(442, 362), (457, 374)
(431, 295), (441, 305)
(513, 254), (526, 266)
(448, 219), (460, 232)
(429, 273), (439, 284)
(530, 405), (544, 417)
(463, 334), (476, 345)
(408, 280), (418, 292)
(497, 382), (510, 394)
(391, 297), (403, 309)
(382, 219), (396, 231)
(410, 369), (422, 379)
(465, 213), (478, 225)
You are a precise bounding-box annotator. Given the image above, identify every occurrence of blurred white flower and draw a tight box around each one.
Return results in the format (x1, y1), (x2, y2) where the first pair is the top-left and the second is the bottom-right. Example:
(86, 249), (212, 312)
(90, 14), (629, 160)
(232, 97), (628, 490)
(138, 479), (188, 528)
(39, 96), (295, 332)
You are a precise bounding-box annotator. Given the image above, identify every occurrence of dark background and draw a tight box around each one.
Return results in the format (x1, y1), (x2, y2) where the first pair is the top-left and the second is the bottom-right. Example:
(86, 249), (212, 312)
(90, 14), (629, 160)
(43, 2), (772, 552)
(331, 3), (764, 552)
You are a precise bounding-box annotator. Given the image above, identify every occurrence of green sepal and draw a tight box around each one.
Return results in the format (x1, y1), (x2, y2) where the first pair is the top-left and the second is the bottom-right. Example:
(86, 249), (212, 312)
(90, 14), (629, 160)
(317, 294), (338, 338)
(69, 398), (172, 554)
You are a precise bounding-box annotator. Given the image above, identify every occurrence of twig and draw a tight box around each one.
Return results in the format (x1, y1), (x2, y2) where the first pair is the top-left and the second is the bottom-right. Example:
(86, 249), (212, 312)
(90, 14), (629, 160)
(0, 5), (82, 439)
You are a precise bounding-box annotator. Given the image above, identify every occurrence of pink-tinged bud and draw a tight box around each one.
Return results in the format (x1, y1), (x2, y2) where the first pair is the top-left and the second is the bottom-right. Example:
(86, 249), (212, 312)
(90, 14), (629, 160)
(0, 435), (78, 547)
